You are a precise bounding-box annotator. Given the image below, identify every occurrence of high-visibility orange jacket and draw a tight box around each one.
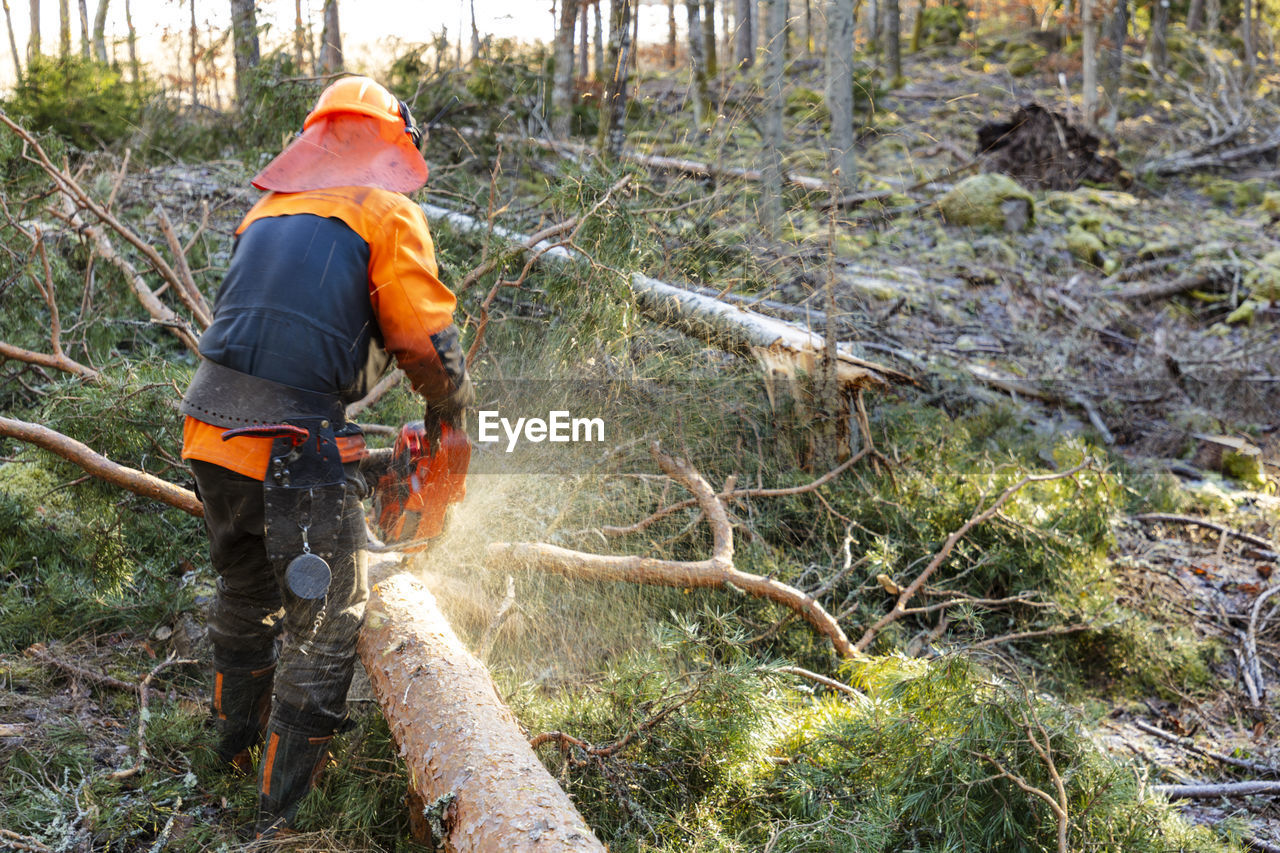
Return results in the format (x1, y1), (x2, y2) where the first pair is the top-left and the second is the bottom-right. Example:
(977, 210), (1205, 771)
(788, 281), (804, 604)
(182, 185), (463, 480)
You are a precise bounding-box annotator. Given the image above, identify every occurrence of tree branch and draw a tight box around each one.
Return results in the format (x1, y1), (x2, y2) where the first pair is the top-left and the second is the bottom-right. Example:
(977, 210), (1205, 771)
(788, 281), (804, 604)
(0, 415), (203, 517)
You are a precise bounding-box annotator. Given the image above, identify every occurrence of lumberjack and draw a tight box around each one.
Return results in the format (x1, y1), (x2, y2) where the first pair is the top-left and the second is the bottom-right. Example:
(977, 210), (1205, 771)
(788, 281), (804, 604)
(178, 76), (472, 837)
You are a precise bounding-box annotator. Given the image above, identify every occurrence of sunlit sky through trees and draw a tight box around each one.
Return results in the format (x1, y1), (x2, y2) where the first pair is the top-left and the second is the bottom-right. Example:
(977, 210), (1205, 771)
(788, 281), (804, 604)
(0, 0), (680, 91)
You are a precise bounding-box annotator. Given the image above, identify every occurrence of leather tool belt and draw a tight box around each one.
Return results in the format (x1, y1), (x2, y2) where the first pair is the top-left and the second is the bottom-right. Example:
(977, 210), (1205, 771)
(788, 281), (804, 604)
(180, 358), (346, 430)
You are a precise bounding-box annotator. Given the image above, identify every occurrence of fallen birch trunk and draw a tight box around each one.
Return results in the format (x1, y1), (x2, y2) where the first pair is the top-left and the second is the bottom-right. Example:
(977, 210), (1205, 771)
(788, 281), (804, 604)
(419, 202), (910, 390)
(630, 273), (911, 389)
(357, 573), (606, 852)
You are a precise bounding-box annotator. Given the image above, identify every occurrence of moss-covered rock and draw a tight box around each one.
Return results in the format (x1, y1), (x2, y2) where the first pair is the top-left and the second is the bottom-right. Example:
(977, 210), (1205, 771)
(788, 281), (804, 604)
(938, 173), (1035, 231)
(1244, 249), (1280, 300)
(1067, 226), (1105, 265)
(1005, 43), (1046, 76)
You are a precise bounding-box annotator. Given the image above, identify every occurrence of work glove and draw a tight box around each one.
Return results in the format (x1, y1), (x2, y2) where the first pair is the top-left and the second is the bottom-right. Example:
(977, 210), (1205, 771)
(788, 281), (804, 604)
(422, 373), (474, 453)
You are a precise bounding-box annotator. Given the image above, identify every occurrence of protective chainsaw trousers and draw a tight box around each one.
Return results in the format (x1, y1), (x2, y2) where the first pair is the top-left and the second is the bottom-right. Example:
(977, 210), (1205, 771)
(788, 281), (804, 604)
(191, 458), (369, 756)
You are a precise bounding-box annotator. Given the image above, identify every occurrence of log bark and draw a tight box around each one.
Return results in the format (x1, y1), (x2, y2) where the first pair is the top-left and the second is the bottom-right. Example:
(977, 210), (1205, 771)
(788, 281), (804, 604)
(357, 573), (606, 852)
(0, 415), (203, 517)
(630, 273), (910, 389)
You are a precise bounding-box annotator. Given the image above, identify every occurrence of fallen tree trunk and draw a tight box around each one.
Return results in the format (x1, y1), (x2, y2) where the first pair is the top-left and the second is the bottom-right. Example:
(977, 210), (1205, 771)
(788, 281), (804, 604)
(357, 573), (606, 852)
(419, 202), (911, 390)
(0, 415), (204, 517)
(630, 273), (912, 389)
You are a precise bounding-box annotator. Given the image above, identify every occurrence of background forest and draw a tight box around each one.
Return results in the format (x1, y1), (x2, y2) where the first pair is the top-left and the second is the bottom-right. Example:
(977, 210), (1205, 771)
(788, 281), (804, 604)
(1, 0), (1279, 850)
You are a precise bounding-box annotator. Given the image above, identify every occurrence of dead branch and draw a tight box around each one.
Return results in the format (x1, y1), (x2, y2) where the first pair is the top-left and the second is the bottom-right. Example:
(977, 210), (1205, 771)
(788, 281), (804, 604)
(775, 665), (865, 698)
(345, 369), (404, 420)
(529, 678), (704, 761)
(501, 131), (831, 192)
(602, 442), (867, 537)
(853, 460), (1092, 653)
(107, 651), (198, 780)
(55, 196), (201, 354)
(0, 415), (203, 517)
(154, 204), (212, 328)
(488, 442), (858, 658)
(1144, 130), (1280, 176)
(476, 575), (517, 662)
(963, 623), (1095, 650)
(1133, 513), (1276, 552)
(0, 211), (100, 382)
(1244, 584), (1280, 708)
(1154, 780), (1280, 798)
(24, 643), (141, 692)
(0, 114), (195, 307)
(1112, 273), (1215, 302)
(0, 828), (53, 853)
(1132, 719), (1279, 776)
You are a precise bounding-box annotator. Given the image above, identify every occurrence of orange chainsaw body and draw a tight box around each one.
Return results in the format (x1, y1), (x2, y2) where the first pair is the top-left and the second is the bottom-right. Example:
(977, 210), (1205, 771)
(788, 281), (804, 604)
(373, 422), (469, 551)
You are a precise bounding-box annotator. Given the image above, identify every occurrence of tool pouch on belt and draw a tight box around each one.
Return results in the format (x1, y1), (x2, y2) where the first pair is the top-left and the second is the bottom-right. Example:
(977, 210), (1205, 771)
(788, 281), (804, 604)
(262, 417), (346, 573)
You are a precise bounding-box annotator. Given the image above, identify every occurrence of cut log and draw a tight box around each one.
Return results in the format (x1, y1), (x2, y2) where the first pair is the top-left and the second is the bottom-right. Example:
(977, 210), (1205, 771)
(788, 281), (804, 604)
(357, 573), (606, 853)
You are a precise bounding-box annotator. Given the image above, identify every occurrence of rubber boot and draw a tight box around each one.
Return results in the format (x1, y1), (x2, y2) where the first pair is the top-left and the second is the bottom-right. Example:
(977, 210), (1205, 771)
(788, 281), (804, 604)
(211, 661), (276, 773)
(255, 721), (334, 838)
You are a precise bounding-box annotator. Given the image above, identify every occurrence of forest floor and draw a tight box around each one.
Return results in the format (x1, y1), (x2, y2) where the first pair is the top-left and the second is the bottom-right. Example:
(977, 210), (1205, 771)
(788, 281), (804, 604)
(3, 35), (1280, 852)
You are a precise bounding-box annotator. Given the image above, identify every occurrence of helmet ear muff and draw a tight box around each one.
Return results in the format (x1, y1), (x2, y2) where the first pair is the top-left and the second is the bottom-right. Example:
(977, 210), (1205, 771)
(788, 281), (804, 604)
(397, 99), (423, 148)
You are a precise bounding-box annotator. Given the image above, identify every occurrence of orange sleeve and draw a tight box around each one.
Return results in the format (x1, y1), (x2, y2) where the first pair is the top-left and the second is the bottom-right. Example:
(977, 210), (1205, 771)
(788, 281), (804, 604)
(365, 197), (461, 399)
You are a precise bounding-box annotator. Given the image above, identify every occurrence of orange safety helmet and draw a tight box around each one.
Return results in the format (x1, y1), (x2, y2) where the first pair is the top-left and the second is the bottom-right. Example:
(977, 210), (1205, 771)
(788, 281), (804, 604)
(252, 76), (429, 194)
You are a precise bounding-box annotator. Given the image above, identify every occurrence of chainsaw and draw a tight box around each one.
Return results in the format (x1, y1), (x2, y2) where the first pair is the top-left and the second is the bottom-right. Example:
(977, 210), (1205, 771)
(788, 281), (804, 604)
(368, 421), (470, 552)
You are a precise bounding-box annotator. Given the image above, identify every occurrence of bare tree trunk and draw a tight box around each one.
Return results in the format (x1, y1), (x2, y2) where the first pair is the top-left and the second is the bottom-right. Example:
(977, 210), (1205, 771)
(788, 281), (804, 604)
(866, 0), (881, 50)
(357, 574), (607, 853)
(319, 0), (343, 73)
(579, 0), (590, 77)
(77, 0), (88, 57)
(1099, 0), (1126, 132)
(734, 0), (754, 68)
(471, 0), (481, 61)
(294, 0), (305, 68)
(124, 0), (139, 82)
(59, 0), (70, 58)
(1243, 0), (1255, 73)
(552, 0), (579, 138)
(631, 0), (640, 71)
(91, 0), (108, 62)
(1186, 0), (1204, 30)
(2, 0), (22, 81)
(805, 0), (815, 53)
(909, 0), (925, 51)
(702, 0), (718, 75)
(26, 0), (37, 60)
(597, 0), (633, 156)
(1143, 0), (1168, 70)
(594, 0), (605, 80)
(761, 0), (787, 238)
(883, 0), (901, 82)
(189, 0), (199, 106)
(667, 0), (678, 66)
(825, 0), (858, 194)
(1204, 0), (1221, 33)
(231, 0), (260, 108)
(686, 1), (713, 132)
(1081, 0), (1098, 126)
